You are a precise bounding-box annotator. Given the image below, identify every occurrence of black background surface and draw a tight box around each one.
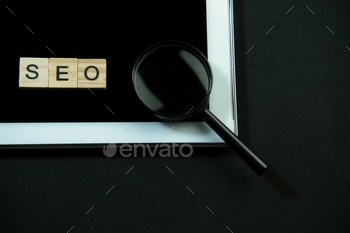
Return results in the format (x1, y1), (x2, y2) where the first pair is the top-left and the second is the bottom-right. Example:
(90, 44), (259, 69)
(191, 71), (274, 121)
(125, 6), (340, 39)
(1, 0), (350, 233)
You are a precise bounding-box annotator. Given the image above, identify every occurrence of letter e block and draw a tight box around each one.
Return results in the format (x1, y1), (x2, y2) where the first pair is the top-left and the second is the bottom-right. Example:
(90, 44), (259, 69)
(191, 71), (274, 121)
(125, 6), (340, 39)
(78, 59), (106, 89)
(49, 58), (78, 88)
(19, 57), (49, 88)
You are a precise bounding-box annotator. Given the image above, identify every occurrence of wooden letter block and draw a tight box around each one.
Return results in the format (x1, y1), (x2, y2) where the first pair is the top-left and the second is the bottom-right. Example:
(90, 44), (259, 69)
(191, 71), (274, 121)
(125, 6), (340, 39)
(19, 57), (107, 89)
(78, 59), (106, 89)
(48, 58), (78, 88)
(19, 57), (49, 88)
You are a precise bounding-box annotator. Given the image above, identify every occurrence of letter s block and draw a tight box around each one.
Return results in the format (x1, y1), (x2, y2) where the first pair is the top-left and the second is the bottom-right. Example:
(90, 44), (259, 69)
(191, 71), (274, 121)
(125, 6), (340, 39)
(19, 57), (49, 88)
(78, 59), (107, 89)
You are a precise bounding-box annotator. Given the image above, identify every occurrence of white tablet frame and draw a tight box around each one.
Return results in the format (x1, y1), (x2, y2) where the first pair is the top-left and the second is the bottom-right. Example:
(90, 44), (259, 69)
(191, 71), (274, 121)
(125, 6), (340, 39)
(0, 0), (237, 148)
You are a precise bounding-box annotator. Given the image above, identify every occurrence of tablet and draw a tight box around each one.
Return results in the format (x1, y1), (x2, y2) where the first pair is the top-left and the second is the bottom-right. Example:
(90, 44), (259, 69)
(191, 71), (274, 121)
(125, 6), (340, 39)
(0, 0), (237, 148)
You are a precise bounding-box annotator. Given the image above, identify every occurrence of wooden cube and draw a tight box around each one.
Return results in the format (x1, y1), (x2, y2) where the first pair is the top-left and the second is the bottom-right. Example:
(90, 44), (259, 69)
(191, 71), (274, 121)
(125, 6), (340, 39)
(78, 59), (107, 89)
(48, 58), (78, 88)
(19, 57), (49, 88)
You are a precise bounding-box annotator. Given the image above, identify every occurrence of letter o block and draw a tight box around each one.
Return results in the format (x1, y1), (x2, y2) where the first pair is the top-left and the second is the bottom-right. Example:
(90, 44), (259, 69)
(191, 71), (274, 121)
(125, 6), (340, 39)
(78, 59), (107, 89)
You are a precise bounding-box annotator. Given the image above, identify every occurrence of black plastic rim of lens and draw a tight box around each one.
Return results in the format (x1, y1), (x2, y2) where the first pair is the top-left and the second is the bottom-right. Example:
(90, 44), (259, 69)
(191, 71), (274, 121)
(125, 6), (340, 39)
(132, 40), (213, 120)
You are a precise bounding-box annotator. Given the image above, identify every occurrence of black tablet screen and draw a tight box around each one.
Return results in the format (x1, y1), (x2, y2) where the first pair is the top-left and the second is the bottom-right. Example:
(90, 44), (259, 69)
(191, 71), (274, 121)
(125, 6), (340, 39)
(1, 1), (207, 122)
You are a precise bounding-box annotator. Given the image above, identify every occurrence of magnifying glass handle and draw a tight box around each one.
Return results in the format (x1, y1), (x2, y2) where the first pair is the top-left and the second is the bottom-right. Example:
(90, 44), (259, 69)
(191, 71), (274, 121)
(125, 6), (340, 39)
(201, 108), (268, 175)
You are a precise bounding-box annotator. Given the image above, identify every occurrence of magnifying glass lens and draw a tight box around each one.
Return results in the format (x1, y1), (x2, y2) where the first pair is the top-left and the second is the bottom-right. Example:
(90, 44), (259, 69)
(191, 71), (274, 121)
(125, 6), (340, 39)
(133, 43), (211, 119)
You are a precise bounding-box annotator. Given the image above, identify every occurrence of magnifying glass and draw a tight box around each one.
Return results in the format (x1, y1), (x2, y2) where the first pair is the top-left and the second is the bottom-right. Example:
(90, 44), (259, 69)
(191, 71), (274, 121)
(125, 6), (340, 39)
(132, 41), (268, 175)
